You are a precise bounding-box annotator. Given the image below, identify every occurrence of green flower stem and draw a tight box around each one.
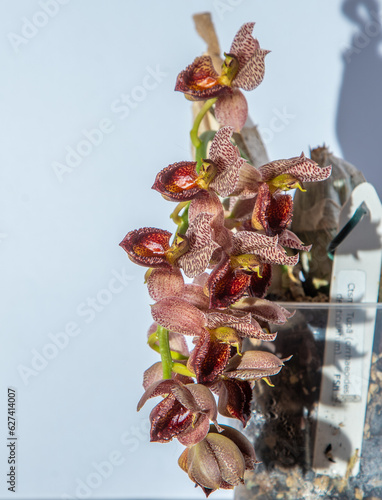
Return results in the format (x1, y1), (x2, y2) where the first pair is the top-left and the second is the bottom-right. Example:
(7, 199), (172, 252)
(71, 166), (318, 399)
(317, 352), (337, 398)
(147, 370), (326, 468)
(157, 326), (173, 380)
(170, 201), (189, 226)
(195, 130), (217, 174)
(190, 98), (217, 149)
(148, 332), (188, 361)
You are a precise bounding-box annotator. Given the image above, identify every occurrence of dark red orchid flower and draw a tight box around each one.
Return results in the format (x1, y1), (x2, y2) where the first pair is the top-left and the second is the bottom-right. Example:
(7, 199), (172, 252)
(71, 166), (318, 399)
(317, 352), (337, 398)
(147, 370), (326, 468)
(152, 127), (246, 201)
(175, 23), (269, 100)
(137, 379), (221, 447)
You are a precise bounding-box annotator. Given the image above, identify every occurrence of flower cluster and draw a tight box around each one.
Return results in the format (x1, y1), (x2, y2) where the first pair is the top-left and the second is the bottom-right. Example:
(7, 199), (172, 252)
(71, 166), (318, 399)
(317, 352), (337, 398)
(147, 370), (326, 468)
(120, 22), (331, 497)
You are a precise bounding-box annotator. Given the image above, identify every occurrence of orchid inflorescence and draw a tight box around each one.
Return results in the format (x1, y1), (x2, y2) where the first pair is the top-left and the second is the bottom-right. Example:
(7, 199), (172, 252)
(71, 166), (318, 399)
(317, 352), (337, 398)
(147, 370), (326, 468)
(120, 22), (331, 496)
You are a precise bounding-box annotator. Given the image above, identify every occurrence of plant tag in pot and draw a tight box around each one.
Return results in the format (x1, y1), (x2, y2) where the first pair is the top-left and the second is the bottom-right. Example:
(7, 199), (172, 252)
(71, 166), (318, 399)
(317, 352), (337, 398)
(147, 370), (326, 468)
(313, 182), (382, 476)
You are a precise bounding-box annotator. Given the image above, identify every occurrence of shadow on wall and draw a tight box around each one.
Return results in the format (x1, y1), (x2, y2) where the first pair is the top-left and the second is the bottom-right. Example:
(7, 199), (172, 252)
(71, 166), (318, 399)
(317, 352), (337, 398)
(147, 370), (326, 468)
(336, 0), (382, 198)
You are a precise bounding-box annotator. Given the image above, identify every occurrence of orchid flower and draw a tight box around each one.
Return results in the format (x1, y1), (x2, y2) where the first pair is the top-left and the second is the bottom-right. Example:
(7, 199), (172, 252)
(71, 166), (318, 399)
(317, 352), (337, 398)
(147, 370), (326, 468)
(120, 212), (219, 279)
(178, 425), (258, 496)
(152, 127), (246, 200)
(137, 379), (221, 446)
(175, 23), (269, 131)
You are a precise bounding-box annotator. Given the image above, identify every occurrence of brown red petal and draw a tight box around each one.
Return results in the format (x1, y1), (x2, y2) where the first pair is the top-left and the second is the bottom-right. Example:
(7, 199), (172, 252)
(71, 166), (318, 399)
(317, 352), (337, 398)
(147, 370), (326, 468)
(119, 227), (171, 268)
(208, 127), (241, 179)
(151, 297), (207, 336)
(146, 267), (184, 302)
(188, 330), (231, 384)
(208, 424), (258, 469)
(217, 379), (253, 426)
(175, 55), (232, 100)
(180, 283), (210, 310)
(232, 48), (269, 91)
(215, 89), (248, 132)
(207, 255), (251, 309)
(259, 153), (332, 183)
(230, 162), (261, 198)
(255, 242), (299, 266)
(251, 182), (271, 232)
(278, 229), (312, 252)
(267, 192), (293, 234)
(248, 263), (272, 298)
(152, 161), (203, 201)
(224, 350), (290, 380)
(232, 297), (294, 324)
(206, 311), (276, 341)
(232, 230), (277, 255)
(229, 23), (259, 72)
(150, 396), (194, 442)
(177, 213), (220, 278)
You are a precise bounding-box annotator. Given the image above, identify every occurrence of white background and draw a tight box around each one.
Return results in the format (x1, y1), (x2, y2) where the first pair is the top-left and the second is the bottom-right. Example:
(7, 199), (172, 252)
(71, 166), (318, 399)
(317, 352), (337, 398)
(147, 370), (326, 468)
(0, 0), (380, 498)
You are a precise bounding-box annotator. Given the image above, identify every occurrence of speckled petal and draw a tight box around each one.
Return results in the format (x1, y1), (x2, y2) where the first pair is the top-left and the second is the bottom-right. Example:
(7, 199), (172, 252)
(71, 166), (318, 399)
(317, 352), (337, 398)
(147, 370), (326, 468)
(151, 297), (207, 336)
(231, 297), (294, 324)
(232, 231), (277, 255)
(178, 213), (220, 278)
(210, 156), (247, 197)
(215, 89), (248, 132)
(255, 243), (299, 266)
(278, 229), (312, 252)
(259, 153), (332, 183)
(229, 22), (258, 69)
(233, 48), (269, 91)
(146, 267), (184, 301)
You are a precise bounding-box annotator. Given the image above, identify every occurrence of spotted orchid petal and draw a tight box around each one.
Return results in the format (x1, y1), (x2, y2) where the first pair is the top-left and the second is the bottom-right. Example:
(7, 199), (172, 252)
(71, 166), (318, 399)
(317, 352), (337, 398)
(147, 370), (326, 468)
(207, 255), (251, 309)
(206, 311), (277, 341)
(146, 267), (184, 302)
(151, 297), (207, 336)
(208, 126), (247, 197)
(278, 229), (312, 252)
(188, 330), (231, 384)
(215, 89), (248, 132)
(229, 23), (269, 91)
(224, 350), (291, 380)
(181, 284), (210, 310)
(175, 55), (232, 100)
(178, 213), (220, 278)
(255, 244), (299, 266)
(259, 152), (332, 189)
(217, 379), (253, 426)
(232, 231), (278, 255)
(229, 22), (259, 70)
(120, 227), (171, 268)
(152, 161), (203, 201)
(189, 191), (233, 254)
(231, 297), (294, 324)
(230, 163), (261, 198)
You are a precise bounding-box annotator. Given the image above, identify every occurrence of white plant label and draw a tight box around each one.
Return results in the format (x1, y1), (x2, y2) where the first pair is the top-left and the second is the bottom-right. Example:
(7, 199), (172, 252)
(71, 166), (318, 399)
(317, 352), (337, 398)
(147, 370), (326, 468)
(313, 183), (382, 477)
